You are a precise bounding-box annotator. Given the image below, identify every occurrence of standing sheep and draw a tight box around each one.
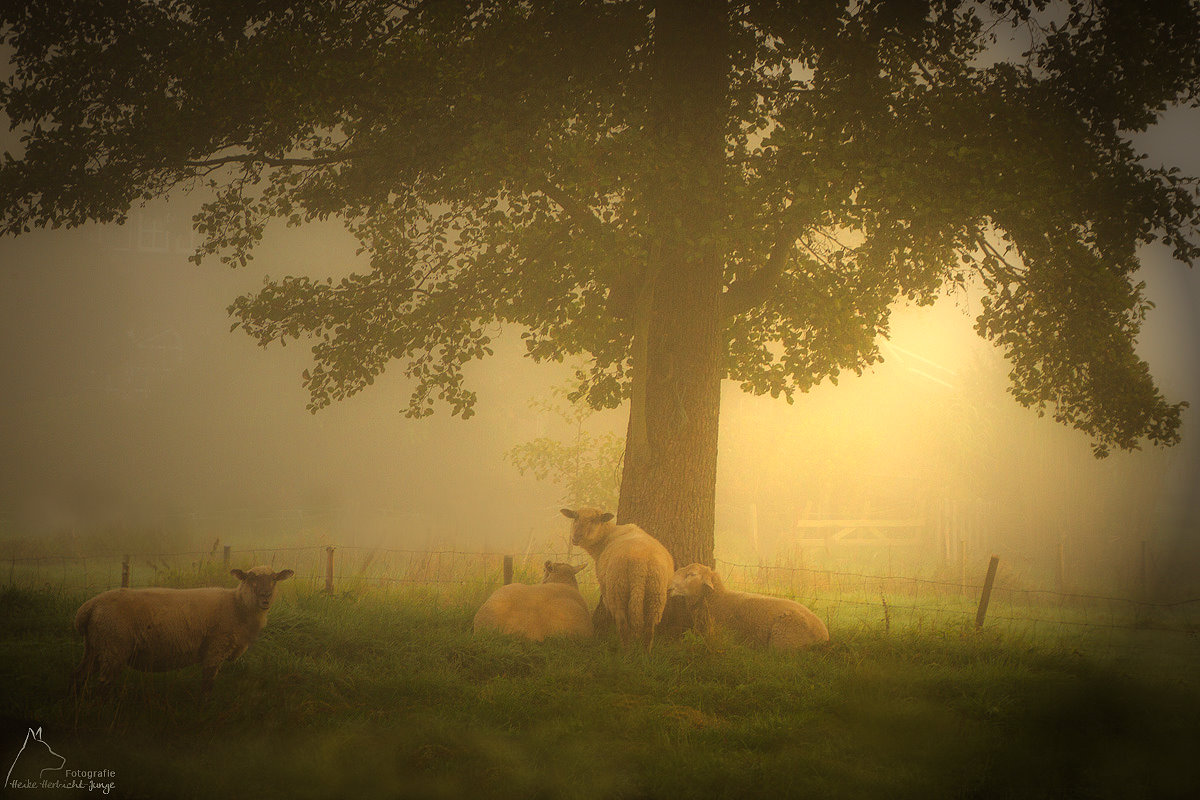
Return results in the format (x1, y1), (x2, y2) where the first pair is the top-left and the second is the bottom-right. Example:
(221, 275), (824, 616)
(561, 507), (674, 651)
(669, 563), (829, 650)
(473, 561), (593, 641)
(72, 565), (293, 694)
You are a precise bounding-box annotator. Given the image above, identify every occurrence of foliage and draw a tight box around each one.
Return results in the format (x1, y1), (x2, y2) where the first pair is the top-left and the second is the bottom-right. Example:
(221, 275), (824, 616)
(1, 1), (1197, 456)
(506, 386), (625, 509)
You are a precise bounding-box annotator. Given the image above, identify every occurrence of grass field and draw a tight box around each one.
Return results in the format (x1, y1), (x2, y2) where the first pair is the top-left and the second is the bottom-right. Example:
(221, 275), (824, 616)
(1, 579), (1199, 800)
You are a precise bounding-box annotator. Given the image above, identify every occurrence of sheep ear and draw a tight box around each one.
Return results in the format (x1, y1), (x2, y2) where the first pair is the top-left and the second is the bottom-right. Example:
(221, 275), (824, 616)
(560, 508), (577, 519)
(701, 570), (716, 589)
(230, 569), (248, 581)
(572, 564), (586, 575)
(274, 569), (294, 582)
(598, 512), (614, 523)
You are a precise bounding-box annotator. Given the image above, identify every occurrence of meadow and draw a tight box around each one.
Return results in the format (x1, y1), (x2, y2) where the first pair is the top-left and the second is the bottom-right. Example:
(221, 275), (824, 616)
(2, 565), (1199, 800)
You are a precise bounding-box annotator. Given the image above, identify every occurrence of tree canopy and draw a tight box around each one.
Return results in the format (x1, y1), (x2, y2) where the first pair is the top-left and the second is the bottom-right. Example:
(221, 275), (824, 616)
(3, 1), (1199, 559)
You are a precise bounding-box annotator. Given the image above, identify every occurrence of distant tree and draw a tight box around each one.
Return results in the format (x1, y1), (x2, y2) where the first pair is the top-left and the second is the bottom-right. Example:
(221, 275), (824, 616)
(506, 386), (624, 510)
(3, 1), (1198, 566)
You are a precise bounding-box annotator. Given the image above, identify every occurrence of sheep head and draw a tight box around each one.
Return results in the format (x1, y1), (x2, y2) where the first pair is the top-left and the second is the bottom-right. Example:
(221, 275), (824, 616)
(669, 564), (724, 604)
(231, 566), (294, 611)
(560, 507), (615, 551)
(542, 560), (586, 587)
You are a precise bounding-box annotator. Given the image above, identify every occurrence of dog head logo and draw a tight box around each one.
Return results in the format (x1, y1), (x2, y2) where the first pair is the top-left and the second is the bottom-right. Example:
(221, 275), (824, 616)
(5, 727), (66, 787)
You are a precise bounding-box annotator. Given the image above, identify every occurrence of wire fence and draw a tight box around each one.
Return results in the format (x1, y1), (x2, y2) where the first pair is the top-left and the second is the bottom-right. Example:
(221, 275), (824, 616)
(3, 544), (1198, 655)
(716, 557), (1199, 633)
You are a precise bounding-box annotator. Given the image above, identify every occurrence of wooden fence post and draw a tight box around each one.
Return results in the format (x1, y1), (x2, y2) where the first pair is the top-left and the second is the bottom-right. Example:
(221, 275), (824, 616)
(223, 545), (231, 571)
(503, 555), (514, 585)
(121, 555), (130, 588)
(975, 555), (1000, 629)
(325, 546), (335, 593)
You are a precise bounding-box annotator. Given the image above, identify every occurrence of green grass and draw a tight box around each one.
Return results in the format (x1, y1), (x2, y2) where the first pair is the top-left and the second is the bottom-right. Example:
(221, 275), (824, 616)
(1, 584), (1198, 800)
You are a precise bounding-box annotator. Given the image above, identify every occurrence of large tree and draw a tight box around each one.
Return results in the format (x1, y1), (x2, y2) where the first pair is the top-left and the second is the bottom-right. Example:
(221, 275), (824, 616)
(3, 0), (1197, 566)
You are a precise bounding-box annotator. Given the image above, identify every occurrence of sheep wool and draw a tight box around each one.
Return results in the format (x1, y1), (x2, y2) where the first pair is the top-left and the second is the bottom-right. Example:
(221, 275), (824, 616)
(473, 561), (593, 641)
(72, 565), (293, 694)
(561, 507), (674, 651)
(670, 563), (829, 650)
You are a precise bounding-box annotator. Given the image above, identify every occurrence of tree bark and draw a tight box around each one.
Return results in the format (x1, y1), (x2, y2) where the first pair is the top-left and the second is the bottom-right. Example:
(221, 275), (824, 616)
(616, 0), (728, 570)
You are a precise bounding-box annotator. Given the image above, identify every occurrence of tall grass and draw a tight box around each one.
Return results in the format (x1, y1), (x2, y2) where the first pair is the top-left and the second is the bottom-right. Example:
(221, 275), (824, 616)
(2, 577), (1198, 800)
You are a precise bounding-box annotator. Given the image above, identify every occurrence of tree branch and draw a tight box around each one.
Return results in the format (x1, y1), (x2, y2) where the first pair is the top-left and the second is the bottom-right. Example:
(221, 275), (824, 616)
(797, 237), (836, 271)
(539, 180), (645, 321)
(720, 213), (808, 319)
(182, 151), (362, 169)
(538, 180), (609, 240)
(976, 235), (1027, 284)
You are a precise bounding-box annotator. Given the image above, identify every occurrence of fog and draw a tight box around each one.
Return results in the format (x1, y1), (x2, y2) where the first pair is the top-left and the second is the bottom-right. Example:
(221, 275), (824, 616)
(1, 115), (1197, 600)
(0, 214), (576, 550)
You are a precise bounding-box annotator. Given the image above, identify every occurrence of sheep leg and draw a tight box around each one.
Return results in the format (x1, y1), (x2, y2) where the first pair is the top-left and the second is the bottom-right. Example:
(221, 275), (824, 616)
(642, 573), (668, 652)
(199, 640), (234, 694)
(71, 637), (99, 696)
(610, 603), (632, 647)
(87, 652), (125, 696)
(641, 603), (658, 652)
(199, 659), (224, 694)
(601, 579), (633, 646)
(606, 590), (633, 647)
(591, 601), (614, 634)
(74, 608), (132, 696)
(634, 583), (661, 652)
(624, 566), (647, 649)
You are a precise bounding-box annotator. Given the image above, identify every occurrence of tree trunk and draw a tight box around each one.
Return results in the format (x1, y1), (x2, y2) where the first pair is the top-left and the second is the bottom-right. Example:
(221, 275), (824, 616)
(616, 0), (728, 570)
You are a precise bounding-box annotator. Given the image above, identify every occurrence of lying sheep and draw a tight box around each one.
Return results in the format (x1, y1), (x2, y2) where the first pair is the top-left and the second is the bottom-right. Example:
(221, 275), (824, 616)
(72, 566), (293, 694)
(561, 507), (674, 650)
(669, 563), (829, 650)
(472, 561), (593, 641)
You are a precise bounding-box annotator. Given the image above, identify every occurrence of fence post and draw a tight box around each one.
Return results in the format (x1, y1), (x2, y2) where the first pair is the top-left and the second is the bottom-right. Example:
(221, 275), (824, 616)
(503, 555), (514, 585)
(975, 555), (1000, 629)
(121, 556), (130, 588)
(223, 545), (231, 571)
(325, 547), (335, 593)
